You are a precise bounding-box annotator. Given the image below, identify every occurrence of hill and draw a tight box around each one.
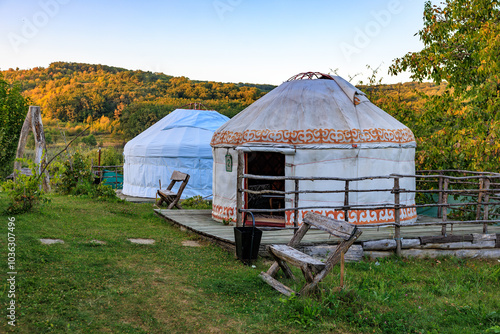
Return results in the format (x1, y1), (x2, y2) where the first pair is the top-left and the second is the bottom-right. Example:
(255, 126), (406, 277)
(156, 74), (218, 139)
(1, 62), (276, 138)
(1, 62), (446, 142)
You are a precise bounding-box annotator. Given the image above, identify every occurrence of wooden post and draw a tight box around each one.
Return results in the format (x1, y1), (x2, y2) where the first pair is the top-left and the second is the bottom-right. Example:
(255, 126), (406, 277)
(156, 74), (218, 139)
(236, 150), (244, 227)
(98, 147), (102, 180)
(344, 180), (350, 222)
(294, 179), (299, 229)
(437, 172), (443, 218)
(339, 251), (345, 289)
(13, 106), (50, 191)
(441, 178), (449, 236)
(394, 177), (401, 256)
(483, 178), (491, 234)
(476, 178), (484, 221)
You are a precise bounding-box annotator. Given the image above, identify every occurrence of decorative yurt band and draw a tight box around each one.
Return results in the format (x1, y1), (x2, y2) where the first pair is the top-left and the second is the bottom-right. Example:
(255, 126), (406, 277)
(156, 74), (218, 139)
(210, 127), (415, 147)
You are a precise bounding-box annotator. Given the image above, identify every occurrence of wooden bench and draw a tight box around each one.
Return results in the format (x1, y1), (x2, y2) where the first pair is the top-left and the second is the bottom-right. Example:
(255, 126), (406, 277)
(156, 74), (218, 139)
(156, 171), (190, 209)
(259, 212), (362, 296)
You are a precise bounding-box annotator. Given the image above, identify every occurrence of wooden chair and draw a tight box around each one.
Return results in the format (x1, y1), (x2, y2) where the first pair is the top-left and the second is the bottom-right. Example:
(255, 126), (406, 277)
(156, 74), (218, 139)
(156, 171), (190, 209)
(259, 212), (362, 296)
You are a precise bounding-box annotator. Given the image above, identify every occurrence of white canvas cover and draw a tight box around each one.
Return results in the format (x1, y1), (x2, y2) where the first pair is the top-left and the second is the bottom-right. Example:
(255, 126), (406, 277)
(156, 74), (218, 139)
(211, 73), (417, 225)
(123, 108), (229, 198)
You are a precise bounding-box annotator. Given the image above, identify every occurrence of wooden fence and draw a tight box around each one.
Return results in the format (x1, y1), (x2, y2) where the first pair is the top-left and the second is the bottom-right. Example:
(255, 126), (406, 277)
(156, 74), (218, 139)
(236, 164), (500, 256)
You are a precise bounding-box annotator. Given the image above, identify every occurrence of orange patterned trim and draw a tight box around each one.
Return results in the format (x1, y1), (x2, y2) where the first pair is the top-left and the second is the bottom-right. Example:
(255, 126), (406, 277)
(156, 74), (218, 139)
(284, 207), (417, 226)
(211, 128), (415, 146)
(212, 204), (235, 221)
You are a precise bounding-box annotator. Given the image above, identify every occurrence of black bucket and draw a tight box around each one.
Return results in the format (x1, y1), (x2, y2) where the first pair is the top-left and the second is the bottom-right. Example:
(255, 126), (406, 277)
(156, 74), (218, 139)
(234, 213), (262, 263)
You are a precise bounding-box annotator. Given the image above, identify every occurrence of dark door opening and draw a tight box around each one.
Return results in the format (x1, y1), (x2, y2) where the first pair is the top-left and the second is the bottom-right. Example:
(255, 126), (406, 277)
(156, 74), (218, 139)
(245, 151), (286, 227)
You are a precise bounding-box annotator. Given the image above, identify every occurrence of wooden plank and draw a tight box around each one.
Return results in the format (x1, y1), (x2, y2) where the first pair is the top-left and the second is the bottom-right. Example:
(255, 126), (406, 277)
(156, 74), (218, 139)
(472, 233), (496, 243)
(298, 244), (364, 263)
(158, 190), (176, 196)
(420, 241), (495, 249)
(170, 170), (188, 181)
(363, 239), (396, 251)
(268, 247), (296, 280)
(259, 272), (296, 297)
(303, 212), (355, 240)
(269, 245), (325, 273)
(402, 248), (500, 259)
(420, 235), (473, 244)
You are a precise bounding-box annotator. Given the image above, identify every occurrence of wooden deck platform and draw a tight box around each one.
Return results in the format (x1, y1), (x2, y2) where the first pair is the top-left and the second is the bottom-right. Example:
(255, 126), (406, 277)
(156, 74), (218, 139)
(154, 209), (500, 252)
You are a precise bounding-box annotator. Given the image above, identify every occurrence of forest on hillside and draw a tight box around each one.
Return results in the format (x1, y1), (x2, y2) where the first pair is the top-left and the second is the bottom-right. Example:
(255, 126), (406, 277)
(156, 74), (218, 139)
(1, 61), (446, 140)
(1, 62), (275, 139)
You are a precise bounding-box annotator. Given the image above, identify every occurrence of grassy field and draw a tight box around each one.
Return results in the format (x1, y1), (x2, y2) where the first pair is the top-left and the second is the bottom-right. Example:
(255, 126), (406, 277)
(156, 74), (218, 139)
(0, 193), (499, 333)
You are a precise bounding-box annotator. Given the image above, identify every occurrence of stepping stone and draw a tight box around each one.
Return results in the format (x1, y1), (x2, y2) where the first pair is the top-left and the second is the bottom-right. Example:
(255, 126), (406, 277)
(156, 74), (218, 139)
(40, 238), (64, 245)
(89, 239), (106, 245)
(128, 238), (155, 245)
(182, 240), (201, 247)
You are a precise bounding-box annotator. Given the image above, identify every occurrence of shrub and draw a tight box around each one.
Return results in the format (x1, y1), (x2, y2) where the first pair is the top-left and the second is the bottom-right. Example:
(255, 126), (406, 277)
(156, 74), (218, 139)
(58, 151), (93, 195)
(81, 134), (97, 147)
(181, 196), (212, 209)
(2, 162), (49, 214)
(57, 151), (118, 200)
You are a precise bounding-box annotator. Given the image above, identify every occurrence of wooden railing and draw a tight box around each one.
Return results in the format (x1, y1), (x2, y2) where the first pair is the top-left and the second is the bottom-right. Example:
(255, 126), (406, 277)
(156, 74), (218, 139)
(236, 161), (500, 256)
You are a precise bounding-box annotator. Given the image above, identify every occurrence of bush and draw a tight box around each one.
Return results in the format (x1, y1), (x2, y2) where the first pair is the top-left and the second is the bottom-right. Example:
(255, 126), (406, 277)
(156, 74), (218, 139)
(58, 151), (93, 195)
(81, 134), (97, 147)
(57, 151), (118, 200)
(2, 163), (49, 214)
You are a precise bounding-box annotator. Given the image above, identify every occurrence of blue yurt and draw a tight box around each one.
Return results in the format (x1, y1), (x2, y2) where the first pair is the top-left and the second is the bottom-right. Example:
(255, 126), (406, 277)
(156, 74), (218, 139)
(123, 107), (229, 199)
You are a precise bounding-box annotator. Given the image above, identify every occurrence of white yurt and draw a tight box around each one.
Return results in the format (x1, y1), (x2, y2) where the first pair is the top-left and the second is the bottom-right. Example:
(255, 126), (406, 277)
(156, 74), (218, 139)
(123, 107), (229, 199)
(210, 72), (417, 227)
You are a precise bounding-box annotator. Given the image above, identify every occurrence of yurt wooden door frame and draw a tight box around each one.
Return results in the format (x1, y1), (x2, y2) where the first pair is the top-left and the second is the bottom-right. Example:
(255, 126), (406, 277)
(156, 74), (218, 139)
(243, 150), (286, 227)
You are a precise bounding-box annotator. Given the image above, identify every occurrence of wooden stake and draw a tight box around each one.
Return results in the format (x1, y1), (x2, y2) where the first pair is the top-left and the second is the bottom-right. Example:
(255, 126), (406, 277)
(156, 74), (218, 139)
(340, 251), (345, 289)
(236, 150), (244, 227)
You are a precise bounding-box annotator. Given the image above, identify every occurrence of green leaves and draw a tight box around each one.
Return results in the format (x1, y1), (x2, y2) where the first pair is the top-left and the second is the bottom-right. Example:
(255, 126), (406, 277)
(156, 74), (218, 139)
(389, 0), (500, 172)
(0, 75), (29, 178)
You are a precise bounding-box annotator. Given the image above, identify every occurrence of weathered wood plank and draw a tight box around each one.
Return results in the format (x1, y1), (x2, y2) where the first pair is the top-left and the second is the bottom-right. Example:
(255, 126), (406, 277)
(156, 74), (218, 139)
(269, 245), (325, 273)
(402, 248), (500, 259)
(420, 235), (473, 244)
(170, 170), (188, 181)
(298, 244), (364, 263)
(420, 241), (495, 250)
(259, 272), (296, 297)
(362, 238), (421, 250)
(472, 233), (497, 243)
(268, 248), (296, 280)
(303, 212), (355, 240)
(363, 239), (396, 250)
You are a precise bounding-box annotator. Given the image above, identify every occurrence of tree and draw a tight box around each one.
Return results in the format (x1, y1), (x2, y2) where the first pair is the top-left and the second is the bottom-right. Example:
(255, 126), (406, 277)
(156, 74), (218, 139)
(389, 0), (500, 171)
(0, 75), (29, 178)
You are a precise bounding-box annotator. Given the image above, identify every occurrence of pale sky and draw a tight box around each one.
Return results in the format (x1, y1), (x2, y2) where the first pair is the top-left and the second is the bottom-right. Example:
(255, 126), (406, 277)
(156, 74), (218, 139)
(0, 0), (427, 85)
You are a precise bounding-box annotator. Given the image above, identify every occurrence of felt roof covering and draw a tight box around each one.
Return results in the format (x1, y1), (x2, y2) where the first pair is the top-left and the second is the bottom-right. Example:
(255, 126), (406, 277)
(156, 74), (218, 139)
(210, 72), (415, 148)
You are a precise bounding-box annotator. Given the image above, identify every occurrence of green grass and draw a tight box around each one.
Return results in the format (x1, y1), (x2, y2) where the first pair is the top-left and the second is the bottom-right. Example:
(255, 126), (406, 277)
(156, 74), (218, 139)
(0, 193), (499, 333)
